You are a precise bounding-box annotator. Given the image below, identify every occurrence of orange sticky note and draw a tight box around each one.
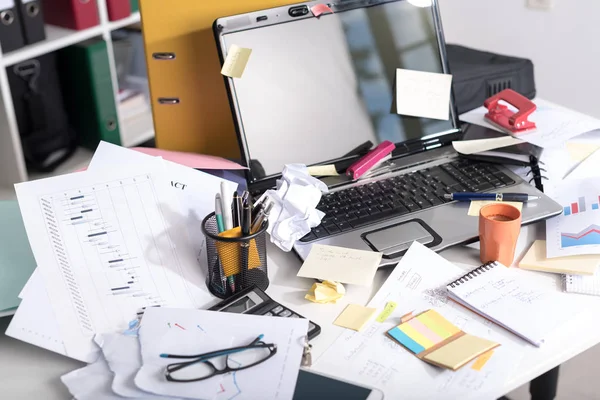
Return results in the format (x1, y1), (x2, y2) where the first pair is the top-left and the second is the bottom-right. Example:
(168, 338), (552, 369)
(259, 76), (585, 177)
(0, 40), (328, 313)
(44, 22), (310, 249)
(471, 350), (494, 371)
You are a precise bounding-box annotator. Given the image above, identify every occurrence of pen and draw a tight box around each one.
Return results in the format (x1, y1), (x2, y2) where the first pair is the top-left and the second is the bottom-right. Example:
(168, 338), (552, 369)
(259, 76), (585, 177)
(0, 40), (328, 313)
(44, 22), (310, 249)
(232, 191), (241, 227)
(241, 204), (251, 290)
(241, 190), (250, 205)
(251, 201), (273, 233)
(220, 182), (233, 230)
(215, 194), (225, 233)
(444, 192), (541, 202)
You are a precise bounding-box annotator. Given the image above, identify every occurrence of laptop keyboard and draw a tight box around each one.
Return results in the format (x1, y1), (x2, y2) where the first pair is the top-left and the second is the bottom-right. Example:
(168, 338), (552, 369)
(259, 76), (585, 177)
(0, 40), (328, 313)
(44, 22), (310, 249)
(300, 159), (516, 243)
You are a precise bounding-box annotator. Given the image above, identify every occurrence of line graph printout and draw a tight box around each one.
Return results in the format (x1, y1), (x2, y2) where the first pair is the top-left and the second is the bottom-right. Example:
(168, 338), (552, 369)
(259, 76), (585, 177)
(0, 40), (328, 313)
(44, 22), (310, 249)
(546, 179), (600, 258)
(314, 243), (525, 400)
(15, 160), (206, 362)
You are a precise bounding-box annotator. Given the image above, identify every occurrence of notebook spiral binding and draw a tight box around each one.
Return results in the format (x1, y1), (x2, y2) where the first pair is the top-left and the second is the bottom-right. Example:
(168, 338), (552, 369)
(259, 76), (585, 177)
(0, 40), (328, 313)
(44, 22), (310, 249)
(526, 155), (547, 192)
(448, 262), (499, 288)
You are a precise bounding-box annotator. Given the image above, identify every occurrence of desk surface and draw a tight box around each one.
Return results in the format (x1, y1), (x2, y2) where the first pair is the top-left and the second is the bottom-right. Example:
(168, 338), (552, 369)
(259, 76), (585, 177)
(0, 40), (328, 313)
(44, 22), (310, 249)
(2, 222), (600, 399)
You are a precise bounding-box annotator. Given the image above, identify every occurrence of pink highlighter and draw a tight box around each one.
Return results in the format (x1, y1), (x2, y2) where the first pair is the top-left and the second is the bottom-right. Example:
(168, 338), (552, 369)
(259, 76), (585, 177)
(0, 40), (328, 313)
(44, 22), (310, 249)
(346, 141), (396, 180)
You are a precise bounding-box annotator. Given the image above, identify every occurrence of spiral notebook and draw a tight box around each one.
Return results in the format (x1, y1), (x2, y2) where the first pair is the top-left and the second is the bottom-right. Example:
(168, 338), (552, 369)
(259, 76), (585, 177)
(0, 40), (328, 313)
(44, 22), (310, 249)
(446, 262), (574, 346)
(564, 274), (600, 296)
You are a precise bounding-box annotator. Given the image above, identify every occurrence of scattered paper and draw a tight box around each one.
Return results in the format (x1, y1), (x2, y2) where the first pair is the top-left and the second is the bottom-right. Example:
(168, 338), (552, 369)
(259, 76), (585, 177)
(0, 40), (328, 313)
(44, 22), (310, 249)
(396, 68), (452, 121)
(311, 4), (333, 17)
(546, 179), (600, 258)
(14, 157), (208, 362)
(305, 280), (345, 304)
(333, 304), (377, 331)
(468, 201), (523, 217)
(376, 301), (398, 323)
(260, 164), (328, 252)
(135, 308), (308, 400)
(565, 142), (600, 165)
(459, 98), (600, 148)
(297, 244), (382, 286)
(519, 240), (600, 275)
(221, 44), (252, 79)
(61, 357), (125, 400)
(452, 136), (523, 155)
(307, 164), (339, 176)
(314, 242), (527, 400)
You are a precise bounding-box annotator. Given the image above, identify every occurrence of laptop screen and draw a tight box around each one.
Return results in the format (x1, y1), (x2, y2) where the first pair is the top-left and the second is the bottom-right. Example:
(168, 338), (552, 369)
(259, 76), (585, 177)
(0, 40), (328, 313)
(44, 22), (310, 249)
(218, 0), (456, 182)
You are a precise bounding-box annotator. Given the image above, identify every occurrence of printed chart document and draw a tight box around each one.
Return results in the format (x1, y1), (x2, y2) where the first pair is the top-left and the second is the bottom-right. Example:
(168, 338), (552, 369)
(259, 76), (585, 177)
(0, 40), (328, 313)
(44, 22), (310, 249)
(15, 158), (208, 362)
(314, 242), (525, 400)
(136, 308), (308, 400)
(459, 98), (600, 148)
(89, 141), (238, 289)
(546, 179), (600, 258)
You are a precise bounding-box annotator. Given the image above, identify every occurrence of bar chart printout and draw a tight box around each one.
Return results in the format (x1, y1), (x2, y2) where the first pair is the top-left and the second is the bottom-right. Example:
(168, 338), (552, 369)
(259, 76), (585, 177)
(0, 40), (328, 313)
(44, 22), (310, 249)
(15, 161), (204, 362)
(546, 179), (600, 258)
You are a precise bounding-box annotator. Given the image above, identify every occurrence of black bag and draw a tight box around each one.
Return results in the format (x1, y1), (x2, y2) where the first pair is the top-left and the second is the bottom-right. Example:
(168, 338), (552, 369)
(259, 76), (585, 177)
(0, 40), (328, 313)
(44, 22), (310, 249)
(447, 44), (536, 114)
(8, 53), (76, 172)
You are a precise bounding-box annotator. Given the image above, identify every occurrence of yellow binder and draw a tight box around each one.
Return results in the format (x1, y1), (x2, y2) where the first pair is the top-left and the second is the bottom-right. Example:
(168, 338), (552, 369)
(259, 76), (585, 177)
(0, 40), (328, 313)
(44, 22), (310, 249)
(139, 0), (298, 158)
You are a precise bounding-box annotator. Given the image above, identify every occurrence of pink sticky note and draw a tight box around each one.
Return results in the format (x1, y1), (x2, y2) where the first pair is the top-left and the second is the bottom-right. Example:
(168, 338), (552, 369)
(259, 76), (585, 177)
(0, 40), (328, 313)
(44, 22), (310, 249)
(130, 148), (247, 170)
(311, 4), (333, 18)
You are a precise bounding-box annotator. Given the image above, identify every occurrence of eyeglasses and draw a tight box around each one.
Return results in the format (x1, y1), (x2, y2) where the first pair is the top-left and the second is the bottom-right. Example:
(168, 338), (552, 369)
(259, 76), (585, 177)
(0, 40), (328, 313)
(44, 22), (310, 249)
(160, 334), (277, 383)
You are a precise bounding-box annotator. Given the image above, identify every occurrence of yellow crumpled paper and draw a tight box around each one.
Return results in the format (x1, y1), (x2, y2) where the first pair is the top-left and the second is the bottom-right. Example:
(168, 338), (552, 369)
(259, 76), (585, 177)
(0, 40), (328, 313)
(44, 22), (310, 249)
(305, 280), (345, 304)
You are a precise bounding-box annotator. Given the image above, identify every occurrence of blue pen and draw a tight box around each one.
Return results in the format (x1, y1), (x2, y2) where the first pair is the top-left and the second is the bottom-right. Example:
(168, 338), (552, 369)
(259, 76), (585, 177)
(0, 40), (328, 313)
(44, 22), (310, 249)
(444, 192), (540, 203)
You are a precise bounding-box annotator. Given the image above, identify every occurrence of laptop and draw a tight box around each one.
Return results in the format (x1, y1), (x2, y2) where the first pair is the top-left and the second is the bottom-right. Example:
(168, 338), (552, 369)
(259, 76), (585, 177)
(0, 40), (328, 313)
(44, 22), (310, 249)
(213, 0), (562, 266)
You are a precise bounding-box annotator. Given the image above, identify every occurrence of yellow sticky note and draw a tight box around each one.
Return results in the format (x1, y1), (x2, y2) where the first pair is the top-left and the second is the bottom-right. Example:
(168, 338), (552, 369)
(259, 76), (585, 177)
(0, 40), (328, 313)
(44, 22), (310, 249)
(376, 301), (398, 323)
(221, 44), (252, 78)
(423, 334), (498, 371)
(416, 310), (460, 339)
(471, 349), (494, 371)
(333, 304), (377, 331)
(307, 165), (339, 177)
(468, 201), (523, 217)
(566, 142), (600, 163)
(399, 323), (435, 349)
(519, 240), (600, 275)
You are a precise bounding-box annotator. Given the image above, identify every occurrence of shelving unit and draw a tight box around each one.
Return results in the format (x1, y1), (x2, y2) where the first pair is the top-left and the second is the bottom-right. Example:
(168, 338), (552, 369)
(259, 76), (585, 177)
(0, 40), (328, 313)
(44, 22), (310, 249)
(0, 1), (153, 189)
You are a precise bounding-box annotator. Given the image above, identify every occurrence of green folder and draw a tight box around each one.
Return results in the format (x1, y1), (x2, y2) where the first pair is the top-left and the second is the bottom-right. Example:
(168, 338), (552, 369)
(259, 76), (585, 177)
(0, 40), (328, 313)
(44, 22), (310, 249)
(131, 0), (139, 12)
(0, 201), (36, 312)
(59, 39), (121, 150)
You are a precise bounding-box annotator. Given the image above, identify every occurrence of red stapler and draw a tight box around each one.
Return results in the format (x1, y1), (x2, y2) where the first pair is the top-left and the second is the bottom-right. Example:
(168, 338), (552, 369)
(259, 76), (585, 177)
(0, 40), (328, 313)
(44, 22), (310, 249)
(484, 89), (537, 135)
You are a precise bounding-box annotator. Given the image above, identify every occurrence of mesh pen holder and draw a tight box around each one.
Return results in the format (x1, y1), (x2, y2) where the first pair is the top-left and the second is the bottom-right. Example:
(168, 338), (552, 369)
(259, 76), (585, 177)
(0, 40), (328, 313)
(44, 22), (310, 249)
(201, 212), (269, 299)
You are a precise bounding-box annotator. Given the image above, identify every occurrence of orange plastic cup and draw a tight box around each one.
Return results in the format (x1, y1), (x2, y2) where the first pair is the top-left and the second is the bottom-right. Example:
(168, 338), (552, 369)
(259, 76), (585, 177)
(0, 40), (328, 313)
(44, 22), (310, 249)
(479, 203), (522, 266)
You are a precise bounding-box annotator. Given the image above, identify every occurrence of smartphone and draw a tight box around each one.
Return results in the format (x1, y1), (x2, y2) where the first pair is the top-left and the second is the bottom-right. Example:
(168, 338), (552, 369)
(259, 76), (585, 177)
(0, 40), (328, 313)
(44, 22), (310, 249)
(293, 369), (384, 400)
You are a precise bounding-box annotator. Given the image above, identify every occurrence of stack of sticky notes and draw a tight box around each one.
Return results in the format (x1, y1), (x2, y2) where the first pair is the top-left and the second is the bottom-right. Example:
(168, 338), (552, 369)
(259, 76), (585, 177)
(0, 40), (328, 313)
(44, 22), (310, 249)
(519, 240), (600, 275)
(305, 281), (345, 304)
(387, 309), (499, 371)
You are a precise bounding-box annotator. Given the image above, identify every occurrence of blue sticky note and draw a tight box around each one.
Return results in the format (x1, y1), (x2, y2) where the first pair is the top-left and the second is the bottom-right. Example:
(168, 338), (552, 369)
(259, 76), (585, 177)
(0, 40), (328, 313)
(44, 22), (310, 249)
(0, 201), (36, 312)
(388, 326), (425, 354)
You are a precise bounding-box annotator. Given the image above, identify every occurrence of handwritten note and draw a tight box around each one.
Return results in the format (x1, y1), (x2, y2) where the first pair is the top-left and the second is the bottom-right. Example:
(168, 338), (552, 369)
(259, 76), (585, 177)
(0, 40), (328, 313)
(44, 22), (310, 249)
(297, 244), (383, 286)
(396, 69), (453, 121)
(221, 45), (252, 79)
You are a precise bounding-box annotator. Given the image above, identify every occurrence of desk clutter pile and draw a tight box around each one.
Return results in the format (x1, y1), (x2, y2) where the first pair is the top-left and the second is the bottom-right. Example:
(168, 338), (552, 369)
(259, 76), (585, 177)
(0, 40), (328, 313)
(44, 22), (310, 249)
(5, 97), (600, 399)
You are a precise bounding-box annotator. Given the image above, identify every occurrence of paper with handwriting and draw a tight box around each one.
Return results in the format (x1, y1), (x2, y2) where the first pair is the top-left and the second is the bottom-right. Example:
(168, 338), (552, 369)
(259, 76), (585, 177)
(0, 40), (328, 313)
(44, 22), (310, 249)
(297, 244), (382, 286)
(396, 69), (452, 121)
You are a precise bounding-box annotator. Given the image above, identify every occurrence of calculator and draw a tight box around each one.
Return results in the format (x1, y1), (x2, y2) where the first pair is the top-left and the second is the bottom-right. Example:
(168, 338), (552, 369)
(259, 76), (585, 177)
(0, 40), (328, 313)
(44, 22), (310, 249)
(208, 286), (321, 340)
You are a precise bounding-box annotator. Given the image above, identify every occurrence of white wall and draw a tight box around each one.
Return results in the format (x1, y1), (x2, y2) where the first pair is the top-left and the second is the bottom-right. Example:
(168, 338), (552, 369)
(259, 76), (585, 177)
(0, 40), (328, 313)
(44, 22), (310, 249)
(438, 0), (600, 118)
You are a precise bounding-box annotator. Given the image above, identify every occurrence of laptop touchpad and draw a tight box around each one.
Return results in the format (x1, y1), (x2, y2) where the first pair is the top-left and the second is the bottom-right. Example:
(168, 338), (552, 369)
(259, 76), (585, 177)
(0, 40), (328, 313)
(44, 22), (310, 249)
(363, 220), (435, 259)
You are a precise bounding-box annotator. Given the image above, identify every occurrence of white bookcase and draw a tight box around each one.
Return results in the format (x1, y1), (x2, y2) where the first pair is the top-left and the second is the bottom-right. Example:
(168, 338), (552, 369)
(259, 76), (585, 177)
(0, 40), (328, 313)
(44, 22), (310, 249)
(0, 1), (153, 190)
